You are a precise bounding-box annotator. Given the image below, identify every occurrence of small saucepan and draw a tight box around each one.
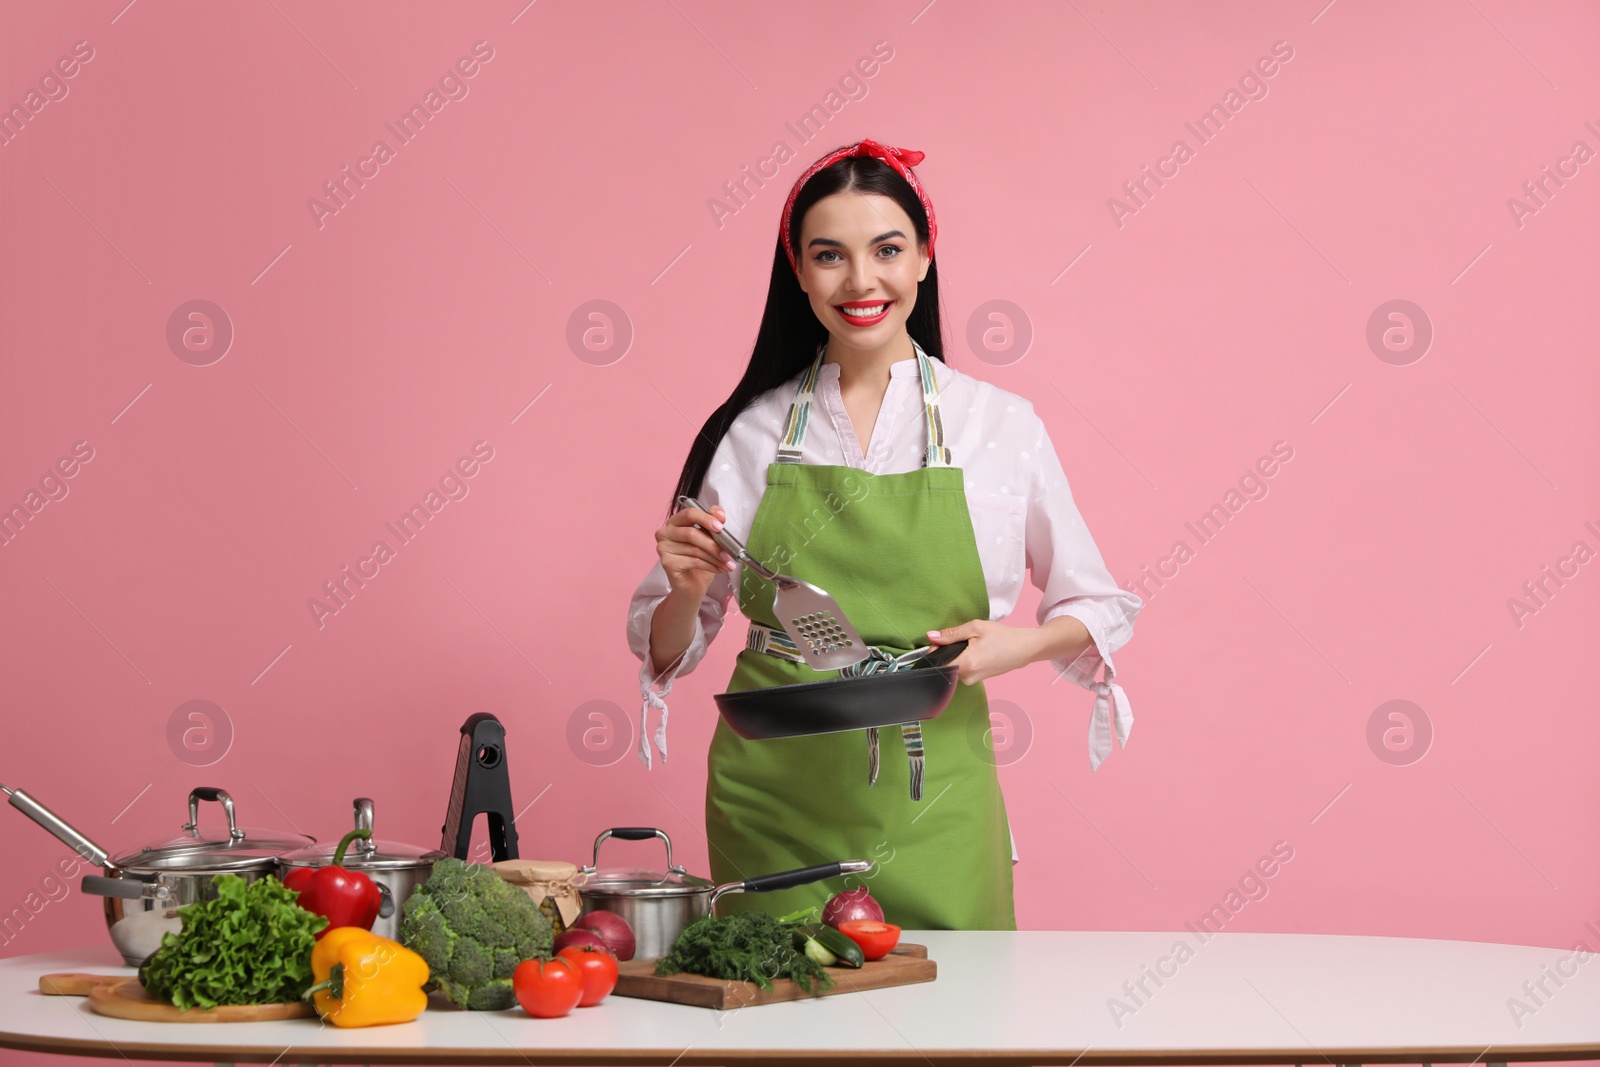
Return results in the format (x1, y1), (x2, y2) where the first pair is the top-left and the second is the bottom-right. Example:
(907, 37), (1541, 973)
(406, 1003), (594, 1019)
(575, 828), (870, 959)
(278, 798), (443, 942)
(4, 784), (312, 966)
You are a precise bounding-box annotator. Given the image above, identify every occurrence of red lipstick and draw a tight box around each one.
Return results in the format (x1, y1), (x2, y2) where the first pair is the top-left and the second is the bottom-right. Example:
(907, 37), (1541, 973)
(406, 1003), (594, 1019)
(834, 299), (892, 328)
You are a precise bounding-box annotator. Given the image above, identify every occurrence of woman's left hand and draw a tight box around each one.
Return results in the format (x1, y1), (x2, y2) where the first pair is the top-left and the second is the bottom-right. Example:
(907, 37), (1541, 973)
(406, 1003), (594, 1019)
(925, 620), (1038, 685)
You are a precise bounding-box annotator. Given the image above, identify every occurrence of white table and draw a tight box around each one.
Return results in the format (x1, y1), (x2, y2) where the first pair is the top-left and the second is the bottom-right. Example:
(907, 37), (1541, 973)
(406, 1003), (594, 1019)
(2, 932), (1597, 1064)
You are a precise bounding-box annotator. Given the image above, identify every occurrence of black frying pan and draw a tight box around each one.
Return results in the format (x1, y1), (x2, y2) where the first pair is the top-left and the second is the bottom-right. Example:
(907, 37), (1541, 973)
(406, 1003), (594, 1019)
(713, 640), (970, 740)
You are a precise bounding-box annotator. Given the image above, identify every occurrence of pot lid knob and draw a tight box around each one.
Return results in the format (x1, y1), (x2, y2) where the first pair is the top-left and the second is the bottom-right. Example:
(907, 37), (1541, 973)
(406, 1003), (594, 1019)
(182, 787), (244, 841)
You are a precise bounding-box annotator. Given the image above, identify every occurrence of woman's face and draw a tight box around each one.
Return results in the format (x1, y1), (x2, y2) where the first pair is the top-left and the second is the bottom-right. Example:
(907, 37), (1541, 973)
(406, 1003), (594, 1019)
(794, 192), (930, 357)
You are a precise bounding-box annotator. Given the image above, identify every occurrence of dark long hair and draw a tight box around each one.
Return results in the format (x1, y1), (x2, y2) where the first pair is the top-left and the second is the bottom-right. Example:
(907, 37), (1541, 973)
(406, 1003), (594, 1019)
(665, 151), (948, 519)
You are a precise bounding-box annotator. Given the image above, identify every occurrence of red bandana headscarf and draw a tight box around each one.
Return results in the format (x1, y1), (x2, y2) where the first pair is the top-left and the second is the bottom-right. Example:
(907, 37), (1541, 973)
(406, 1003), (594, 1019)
(779, 138), (937, 273)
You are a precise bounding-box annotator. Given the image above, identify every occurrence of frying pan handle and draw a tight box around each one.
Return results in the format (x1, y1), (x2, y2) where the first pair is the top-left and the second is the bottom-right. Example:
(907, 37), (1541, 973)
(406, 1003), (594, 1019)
(922, 639), (969, 668)
(676, 497), (779, 582)
(711, 860), (873, 907)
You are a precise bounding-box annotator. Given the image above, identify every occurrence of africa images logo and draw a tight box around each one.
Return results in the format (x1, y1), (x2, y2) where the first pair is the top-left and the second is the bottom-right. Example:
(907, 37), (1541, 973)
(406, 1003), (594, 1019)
(307, 442), (494, 628)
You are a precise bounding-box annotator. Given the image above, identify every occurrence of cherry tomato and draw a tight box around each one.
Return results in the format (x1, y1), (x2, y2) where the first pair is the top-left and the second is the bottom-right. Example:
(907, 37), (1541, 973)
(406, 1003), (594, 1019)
(556, 944), (620, 1007)
(836, 920), (902, 961)
(512, 956), (584, 1018)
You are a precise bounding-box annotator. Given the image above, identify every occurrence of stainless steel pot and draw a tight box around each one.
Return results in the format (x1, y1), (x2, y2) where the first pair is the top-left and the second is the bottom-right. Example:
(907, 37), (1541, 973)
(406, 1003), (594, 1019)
(278, 797), (442, 941)
(3, 784), (313, 966)
(575, 827), (870, 960)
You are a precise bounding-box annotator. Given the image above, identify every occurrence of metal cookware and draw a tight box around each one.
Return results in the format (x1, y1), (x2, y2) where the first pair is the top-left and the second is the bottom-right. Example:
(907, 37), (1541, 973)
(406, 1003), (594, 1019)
(278, 798), (443, 941)
(678, 495), (870, 671)
(713, 639), (969, 740)
(575, 827), (870, 959)
(3, 784), (313, 966)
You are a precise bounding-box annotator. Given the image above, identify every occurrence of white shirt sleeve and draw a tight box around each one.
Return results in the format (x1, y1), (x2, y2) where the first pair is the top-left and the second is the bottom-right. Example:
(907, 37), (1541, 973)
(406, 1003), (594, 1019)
(623, 423), (764, 768)
(1024, 414), (1144, 771)
(624, 558), (734, 769)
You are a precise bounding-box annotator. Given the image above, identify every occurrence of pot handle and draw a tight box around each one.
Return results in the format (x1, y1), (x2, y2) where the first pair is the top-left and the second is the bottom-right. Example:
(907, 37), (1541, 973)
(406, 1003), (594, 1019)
(710, 860), (872, 907)
(81, 875), (168, 901)
(352, 798), (379, 855)
(1, 785), (112, 868)
(608, 827), (662, 840)
(183, 788), (244, 841)
(583, 827), (685, 876)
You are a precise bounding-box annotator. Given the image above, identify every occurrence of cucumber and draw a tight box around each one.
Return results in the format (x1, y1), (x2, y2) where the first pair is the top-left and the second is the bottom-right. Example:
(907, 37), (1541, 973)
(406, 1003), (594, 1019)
(795, 922), (865, 968)
(803, 937), (837, 966)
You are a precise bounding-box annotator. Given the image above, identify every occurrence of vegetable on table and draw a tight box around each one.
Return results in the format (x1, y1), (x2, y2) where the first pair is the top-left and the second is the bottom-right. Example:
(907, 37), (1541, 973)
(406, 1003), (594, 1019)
(654, 912), (835, 995)
(792, 922), (865, 968)
(836, 919), (901, 961)
(303, 927), (428, 1028)
(513, 956), (584, 1018)
(556, 944), (619, 1006)
(822, 887), (884, 929)
(282, 830), (382, 938)
(398, 857), (554, 1011)
(139, 874), (328, 1010)
(572, 909), (636, 961)
(776, 904), (821, 924)
(803, 937), (836, 966)
(551, 929), (609, 955)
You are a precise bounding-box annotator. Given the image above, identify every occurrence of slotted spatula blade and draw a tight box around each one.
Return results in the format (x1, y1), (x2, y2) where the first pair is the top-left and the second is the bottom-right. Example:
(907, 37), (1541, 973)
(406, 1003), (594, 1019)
(768, 579), (871, 671)
(677, 496), (870, 670)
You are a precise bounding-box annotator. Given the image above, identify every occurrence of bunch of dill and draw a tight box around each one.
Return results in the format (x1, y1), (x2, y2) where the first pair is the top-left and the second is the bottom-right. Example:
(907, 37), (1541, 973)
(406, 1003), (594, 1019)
(654, 911), (835, 994)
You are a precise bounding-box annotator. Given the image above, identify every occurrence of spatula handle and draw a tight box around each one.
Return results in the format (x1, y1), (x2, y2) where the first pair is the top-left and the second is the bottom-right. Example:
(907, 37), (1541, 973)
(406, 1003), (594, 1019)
(676, 496), (778, 581)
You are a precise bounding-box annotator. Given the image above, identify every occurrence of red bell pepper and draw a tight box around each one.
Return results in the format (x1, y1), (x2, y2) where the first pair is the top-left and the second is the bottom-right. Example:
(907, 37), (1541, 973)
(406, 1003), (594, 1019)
(283, 829), (381, 939)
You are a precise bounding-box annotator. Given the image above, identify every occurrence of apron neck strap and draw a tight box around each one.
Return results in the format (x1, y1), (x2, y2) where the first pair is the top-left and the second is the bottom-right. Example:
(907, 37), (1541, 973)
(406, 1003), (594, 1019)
(776, 340), (951, 467)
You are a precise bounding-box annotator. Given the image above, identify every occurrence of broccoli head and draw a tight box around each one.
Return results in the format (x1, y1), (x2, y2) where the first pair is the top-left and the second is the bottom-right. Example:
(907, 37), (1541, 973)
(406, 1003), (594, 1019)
(398, 857), (553, 1010)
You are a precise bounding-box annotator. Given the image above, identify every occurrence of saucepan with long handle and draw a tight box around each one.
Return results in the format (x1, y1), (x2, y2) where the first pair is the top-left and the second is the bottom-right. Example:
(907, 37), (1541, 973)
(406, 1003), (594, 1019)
(4, 784), (313, 965)
(575, 827), (871, 959)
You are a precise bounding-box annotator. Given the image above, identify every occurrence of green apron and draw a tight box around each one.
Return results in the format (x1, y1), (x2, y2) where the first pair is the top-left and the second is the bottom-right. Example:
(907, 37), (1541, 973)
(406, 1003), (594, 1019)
(703, 341), (1017, 930)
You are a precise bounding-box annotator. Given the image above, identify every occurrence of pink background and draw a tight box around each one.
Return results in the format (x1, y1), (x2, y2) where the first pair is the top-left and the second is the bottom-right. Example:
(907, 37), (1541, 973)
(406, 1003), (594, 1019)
(3, 1), (1597, 1064)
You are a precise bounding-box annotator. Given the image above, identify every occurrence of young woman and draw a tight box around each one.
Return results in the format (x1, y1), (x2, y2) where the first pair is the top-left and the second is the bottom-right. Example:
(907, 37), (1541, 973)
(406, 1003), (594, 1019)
(625, 139), (1142, 930)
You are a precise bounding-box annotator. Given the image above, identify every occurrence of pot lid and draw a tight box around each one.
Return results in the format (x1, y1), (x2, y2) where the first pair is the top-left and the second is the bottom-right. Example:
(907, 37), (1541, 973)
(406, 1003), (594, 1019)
(577, 828), (716, 897)
(110, 789), (311, 873)
(279, 837), (442, 871)
(114, 829), (311, 873)
(580, 865), (717, 898)
(279, 797), (442, 872)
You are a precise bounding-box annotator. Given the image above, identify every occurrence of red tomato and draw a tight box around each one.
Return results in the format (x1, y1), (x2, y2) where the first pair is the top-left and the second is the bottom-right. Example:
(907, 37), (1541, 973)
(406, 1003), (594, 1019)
(836, 920), (902, 961)
(557, 944), (620, 1007)
(512, 956), (584, 1018)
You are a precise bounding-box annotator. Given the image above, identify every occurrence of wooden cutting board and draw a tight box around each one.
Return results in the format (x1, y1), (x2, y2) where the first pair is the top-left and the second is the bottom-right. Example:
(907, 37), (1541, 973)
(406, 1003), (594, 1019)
(612, 942), (935, 1009)
(39, 973), (314, 1023)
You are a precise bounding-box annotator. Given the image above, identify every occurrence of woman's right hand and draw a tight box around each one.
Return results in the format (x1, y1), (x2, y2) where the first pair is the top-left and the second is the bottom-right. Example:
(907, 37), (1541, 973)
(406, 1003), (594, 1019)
(655, 502), (737, 598)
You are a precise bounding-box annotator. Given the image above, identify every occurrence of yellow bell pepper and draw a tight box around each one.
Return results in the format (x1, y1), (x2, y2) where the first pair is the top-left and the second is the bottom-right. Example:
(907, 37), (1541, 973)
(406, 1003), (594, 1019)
(303, 926), (429, 1027)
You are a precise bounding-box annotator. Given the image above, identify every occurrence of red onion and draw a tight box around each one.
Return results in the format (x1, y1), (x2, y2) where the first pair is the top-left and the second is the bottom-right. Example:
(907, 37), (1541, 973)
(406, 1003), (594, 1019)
(552, 929), (610, 955)
(574, 909), (637, 962)
(822, 887), (884, 929)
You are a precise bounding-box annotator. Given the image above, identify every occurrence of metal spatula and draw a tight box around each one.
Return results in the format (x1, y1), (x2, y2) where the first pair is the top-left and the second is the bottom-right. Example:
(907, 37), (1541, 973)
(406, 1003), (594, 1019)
(677, 495), (870, 670)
